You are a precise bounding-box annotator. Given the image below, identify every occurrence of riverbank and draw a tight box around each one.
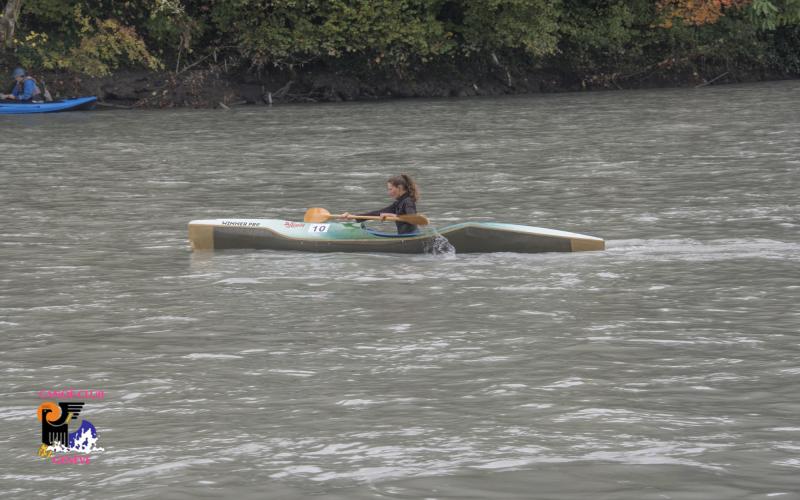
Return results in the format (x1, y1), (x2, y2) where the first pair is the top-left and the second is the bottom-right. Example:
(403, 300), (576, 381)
(37, 60), (799, 109)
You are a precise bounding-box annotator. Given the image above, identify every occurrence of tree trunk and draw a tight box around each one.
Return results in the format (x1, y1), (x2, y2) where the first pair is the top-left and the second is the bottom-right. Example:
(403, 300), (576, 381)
(0, 0), (24, 49)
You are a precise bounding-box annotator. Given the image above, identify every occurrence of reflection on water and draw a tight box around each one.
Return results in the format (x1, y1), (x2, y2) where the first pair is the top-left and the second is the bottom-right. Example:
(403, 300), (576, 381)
(1, 81), (799, 498)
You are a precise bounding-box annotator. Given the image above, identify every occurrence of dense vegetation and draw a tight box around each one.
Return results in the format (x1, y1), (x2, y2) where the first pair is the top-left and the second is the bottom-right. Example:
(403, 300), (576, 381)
(1, 0), (799, 86)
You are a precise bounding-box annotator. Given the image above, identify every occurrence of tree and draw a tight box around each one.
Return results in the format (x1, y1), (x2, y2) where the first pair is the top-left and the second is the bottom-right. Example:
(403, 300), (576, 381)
(0, 0), (24, 48)
(748, 0), (800, 30)
(658, 0), (753, 26)
(14, 2), (163, 76)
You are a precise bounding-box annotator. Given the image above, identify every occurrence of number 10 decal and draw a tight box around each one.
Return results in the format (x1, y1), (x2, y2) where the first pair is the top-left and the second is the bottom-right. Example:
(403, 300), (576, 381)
(308, 224), (329, 233)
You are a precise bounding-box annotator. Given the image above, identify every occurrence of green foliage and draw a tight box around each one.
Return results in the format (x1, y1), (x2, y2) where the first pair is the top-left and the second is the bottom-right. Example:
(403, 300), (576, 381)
(556, 1), (648, 72)
(16, 2), (163, 76)
(454, 0), (561, 56)
(209, 0), (452, 68)
(766, 24), (800, 71)
(68, 17), (162, 75)
(145, 0), (203, 56)
(15, 6), (162, 76)
(748, 0), (800, 29)
(207, 0), (564, 70)
(2, 0), (799, 78)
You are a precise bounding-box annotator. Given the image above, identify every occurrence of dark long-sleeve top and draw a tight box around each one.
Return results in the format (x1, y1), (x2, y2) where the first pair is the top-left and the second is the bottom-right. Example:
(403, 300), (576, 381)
(359, 194), (418, 234)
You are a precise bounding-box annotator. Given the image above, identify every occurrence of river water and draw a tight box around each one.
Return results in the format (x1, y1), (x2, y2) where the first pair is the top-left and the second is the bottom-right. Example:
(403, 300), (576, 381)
(1, 81), (799, 498)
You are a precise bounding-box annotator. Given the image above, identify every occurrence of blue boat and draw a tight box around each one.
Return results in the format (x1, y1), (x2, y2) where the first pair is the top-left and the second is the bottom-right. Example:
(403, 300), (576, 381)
(0, 96), (97, 114)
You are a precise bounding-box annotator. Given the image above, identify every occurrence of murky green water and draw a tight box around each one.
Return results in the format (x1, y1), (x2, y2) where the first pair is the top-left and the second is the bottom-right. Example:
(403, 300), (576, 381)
(1, 81), (799, 498)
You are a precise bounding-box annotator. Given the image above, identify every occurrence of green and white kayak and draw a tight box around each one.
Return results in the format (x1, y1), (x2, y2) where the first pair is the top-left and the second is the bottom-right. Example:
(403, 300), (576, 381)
(188, 219), (604, 253)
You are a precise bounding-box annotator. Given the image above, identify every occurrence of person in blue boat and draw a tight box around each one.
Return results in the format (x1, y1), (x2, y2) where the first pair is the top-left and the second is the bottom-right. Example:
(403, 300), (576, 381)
(343, 173), (420, 234)
(0, 67), (44, 102)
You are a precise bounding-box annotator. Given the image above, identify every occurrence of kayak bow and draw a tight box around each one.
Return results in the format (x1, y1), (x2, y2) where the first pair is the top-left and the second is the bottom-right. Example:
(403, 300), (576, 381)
(188, 219), (604, 253)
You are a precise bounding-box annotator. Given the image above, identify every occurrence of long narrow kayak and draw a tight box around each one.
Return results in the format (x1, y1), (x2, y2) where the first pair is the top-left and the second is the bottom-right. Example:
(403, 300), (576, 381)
(188, 219), (605, 253)
(0, 96), (97, 114)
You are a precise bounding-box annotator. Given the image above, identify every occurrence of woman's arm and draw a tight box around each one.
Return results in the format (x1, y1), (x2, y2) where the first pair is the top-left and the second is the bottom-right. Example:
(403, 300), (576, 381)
(361, 202), (396, 217)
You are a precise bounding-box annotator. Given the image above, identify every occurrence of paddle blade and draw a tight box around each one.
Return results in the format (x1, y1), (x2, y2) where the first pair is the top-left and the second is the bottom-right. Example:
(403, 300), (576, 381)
(397, 213), (430, 226)
(304, 207), (331, 223)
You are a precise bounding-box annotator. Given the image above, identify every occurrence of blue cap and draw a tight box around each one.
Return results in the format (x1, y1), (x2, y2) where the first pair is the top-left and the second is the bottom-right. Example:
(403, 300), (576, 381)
(12, 67), (25, 78)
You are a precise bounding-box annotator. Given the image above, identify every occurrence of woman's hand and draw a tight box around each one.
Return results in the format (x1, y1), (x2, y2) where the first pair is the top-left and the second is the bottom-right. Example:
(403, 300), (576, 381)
(379, 213), (394, 221)
(340, 212), (354, 220)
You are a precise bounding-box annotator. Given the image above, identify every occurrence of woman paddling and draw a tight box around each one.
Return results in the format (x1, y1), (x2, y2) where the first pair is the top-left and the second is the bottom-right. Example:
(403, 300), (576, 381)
(343, 174), (420, 234)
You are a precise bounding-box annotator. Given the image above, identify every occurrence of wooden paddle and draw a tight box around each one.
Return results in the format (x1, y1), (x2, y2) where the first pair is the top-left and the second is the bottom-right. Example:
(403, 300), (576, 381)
(304, 207), (429, 226)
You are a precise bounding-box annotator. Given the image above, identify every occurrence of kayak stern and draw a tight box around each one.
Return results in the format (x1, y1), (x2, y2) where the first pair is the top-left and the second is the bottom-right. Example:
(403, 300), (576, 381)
(570, 237), (605, 252)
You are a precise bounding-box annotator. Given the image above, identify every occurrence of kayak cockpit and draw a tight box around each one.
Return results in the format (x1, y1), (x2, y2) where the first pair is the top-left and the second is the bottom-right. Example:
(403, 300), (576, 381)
(364, 228), (423, 238)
